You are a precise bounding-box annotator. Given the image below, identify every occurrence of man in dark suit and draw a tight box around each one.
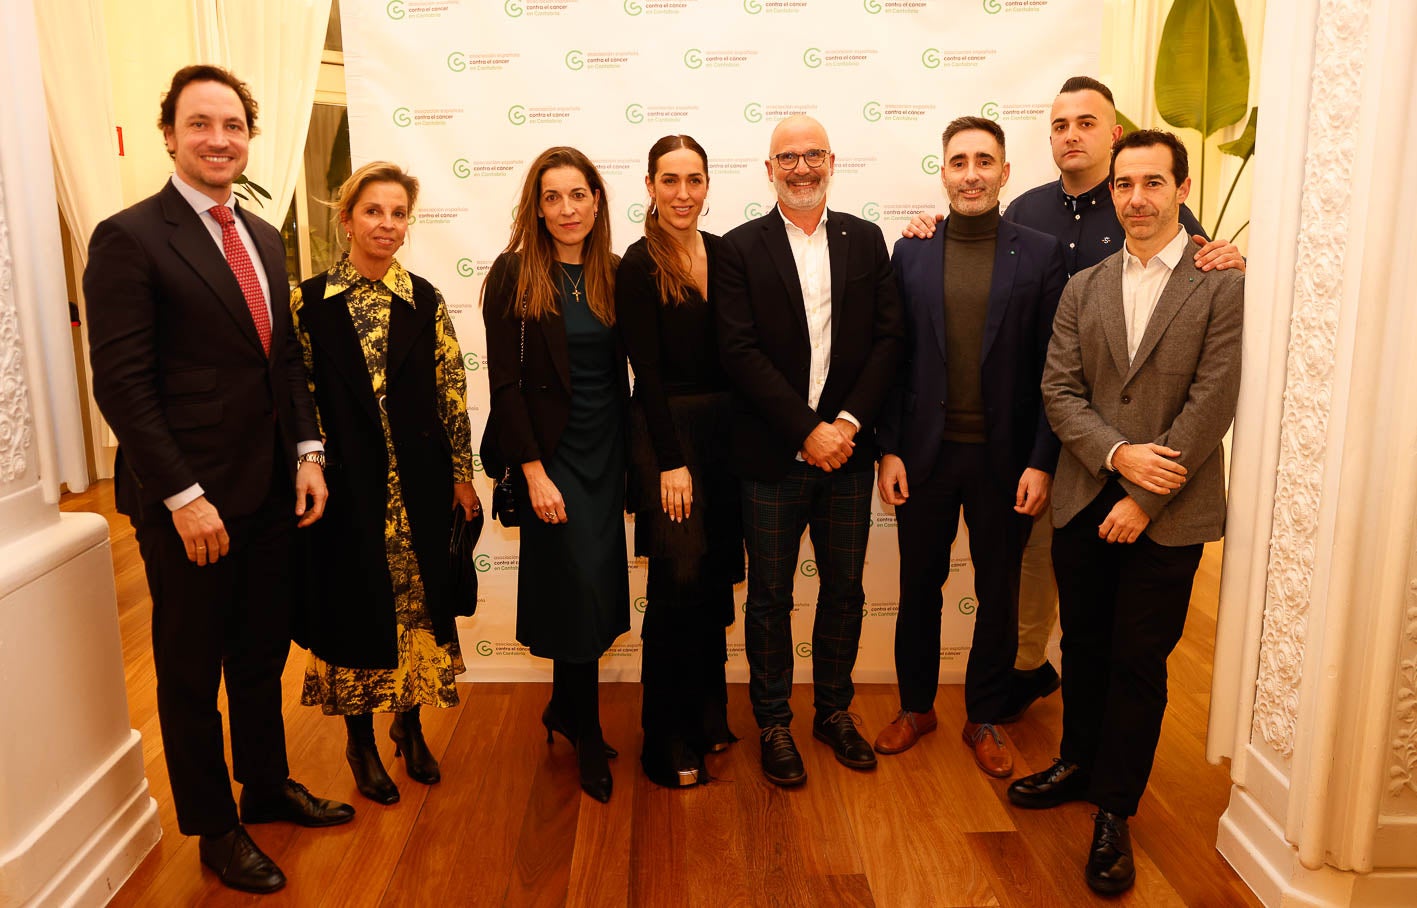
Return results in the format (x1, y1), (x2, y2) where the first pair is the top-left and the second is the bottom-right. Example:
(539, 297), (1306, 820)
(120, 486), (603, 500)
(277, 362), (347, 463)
(873, 118), (1066, 779)
(716, 115), (903, 787)
(1010, 130), (1243, 895)
(85, 65), (353, 895)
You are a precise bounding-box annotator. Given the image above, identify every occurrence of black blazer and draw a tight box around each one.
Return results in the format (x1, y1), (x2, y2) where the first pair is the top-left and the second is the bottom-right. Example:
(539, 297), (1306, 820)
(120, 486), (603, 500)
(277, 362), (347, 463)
(878, 218), (1066, 486)
(85, 180), (317, 521)
(714, 208), (904, 481)
(480, 252), (629, 478)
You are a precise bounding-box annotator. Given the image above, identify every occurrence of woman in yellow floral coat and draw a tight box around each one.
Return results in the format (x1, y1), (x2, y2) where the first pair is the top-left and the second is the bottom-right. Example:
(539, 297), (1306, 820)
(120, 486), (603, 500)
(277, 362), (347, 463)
(292, 161), (478, 805)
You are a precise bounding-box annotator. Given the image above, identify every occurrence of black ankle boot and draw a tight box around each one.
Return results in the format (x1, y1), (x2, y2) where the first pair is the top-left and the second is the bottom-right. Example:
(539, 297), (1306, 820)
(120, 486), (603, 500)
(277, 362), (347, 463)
(344, 715), (399, 805)
(389, 707), (441, 785)
(578, 731), (614, 803)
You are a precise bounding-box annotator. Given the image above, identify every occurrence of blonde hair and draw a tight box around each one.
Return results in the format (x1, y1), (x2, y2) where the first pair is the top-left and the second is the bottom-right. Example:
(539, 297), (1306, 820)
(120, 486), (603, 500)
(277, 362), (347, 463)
(332, 161), (420, 243)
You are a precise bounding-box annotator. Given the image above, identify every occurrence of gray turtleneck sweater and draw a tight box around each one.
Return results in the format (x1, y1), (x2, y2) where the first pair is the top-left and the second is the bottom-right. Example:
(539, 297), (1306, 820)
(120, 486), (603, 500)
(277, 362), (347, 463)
(941, 205), (1000, 444)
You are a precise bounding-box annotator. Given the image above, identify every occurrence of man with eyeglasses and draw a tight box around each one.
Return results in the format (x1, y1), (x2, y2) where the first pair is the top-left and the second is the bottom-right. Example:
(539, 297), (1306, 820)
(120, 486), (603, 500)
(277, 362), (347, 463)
(716, 115), (904, 787)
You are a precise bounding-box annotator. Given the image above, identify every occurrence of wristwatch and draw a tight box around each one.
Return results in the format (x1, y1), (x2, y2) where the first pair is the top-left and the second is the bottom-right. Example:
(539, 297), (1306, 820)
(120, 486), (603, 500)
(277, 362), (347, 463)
(296, 451), (327, 469)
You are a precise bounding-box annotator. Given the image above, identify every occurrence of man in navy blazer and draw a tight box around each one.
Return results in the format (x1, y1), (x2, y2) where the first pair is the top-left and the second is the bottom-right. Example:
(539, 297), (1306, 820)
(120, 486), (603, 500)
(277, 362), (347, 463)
(874, 118), (1066, 778)
(717, 115), (903, 787)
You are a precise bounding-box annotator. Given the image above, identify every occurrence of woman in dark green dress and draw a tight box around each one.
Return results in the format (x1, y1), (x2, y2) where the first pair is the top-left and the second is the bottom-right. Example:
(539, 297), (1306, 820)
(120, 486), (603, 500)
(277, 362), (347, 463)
(481, 147), (629, 803)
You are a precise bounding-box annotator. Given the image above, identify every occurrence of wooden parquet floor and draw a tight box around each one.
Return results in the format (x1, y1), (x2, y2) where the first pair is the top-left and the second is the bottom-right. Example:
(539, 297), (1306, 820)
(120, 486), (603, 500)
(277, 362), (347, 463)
(61, 480), (1260, 907)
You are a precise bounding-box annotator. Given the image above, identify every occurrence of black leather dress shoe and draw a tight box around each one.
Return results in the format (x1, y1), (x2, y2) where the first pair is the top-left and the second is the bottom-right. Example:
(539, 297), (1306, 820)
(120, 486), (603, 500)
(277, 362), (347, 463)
(199, 825), (285, 894)
(239, 779), (356, 827)
(1007, 758), (1088, 808)
(999, 662), (1061, 723)
(1085, 809), (1136, 894)
(812, 711), (877, 770)
(760, 726), (806, 786)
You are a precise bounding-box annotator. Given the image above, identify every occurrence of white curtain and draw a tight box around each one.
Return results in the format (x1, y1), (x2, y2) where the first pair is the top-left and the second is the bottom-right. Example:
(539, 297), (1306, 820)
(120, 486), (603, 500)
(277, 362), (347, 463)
(2, 0), (91, 500)
(192, 0), (332, 231)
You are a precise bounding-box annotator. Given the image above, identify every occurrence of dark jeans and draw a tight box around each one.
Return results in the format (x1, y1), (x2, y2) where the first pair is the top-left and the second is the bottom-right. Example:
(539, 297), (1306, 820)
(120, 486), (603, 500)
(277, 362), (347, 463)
(893, 443), (1028, 721)
(136, 479), (294, 836)
(741, 462), (871, 728)
(1052, 480), (1203, 817)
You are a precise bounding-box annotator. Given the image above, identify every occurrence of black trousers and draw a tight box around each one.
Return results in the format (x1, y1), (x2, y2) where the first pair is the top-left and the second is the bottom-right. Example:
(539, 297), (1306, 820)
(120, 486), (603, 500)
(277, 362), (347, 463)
(893, 443), (1028, 721)
(1052, 481), (1203, 817)
(134, 476), (294, 836)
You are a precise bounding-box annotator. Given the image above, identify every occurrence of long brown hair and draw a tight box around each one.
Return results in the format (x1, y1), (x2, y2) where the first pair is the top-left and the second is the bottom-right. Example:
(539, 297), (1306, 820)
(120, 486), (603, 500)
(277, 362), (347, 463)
(485, 146), (616, 324)
(643, 135), (709, 306)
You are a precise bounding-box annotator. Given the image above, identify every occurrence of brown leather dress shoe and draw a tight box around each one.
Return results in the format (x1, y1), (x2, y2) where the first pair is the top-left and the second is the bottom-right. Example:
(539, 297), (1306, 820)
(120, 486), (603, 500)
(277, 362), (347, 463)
(873, 708), (938, 754)
(962, 721), (1014, 778)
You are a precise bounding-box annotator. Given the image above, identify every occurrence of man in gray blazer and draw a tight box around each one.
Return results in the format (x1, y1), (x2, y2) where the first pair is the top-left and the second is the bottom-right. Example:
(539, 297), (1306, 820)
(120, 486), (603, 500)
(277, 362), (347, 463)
(1009, 130), (1243, 896)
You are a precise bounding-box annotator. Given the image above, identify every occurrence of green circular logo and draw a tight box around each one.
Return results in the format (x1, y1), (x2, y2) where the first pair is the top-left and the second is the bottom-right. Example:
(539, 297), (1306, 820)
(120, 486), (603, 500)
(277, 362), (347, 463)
(921, 154), (940, 174)
(471, 454), (485, 474)
(744, 201), (767, 220)
(447, 52), (466, 72)
(683, 48), (704, 69)
(475, 554), (492, 573)
(983, 0), (1002, 13)
(743, 0), (763, 12)
(624, 0), (643, 13)
(392, 107), (412, 127)
(981, 101), (1000, 121)
(958, 596), (977, 615)
(504, 0), (524, 17)
(628, 202), (646, 223)
(921, 47), (941, 69)
(507, 105), (527, 126)
(625, 103), (645, 124)
(476, 640), (494, 656)
(862, 100), (883, 123)
(453, 158), (471, 178)
(795, 642), (813, 658)
(743, 102), (764, 123)
(634, 596), (647, 613)
(803, 47), (823, 68)
(386, 0), (406, 20)
(800, 559), (818, 577)
(861, 202), (881, 222)
(863, 0), (883, 11)
(564, 49), (585, 71)
(456, 257), (476, 277)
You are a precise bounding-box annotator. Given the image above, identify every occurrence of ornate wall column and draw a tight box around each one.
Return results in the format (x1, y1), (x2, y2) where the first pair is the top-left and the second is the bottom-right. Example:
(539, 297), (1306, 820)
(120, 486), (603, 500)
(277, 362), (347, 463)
(1207, 0), (1417, 903)
(0, 1), (160, 905)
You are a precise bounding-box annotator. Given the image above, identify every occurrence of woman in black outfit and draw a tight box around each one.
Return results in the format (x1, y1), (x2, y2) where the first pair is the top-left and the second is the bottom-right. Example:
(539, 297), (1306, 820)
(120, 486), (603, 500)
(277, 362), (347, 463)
(615, 135), (743, 788)
(481, 146), (629, 803)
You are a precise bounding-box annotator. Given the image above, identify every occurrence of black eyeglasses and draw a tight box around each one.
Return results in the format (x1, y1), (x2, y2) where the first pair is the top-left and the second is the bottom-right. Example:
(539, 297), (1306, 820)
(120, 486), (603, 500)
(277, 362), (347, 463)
(772, 149), (831, 169)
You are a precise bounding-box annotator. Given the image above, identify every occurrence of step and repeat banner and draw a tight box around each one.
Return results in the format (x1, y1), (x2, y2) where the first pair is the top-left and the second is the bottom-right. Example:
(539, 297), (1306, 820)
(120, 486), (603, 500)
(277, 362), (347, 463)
(341, 0), (1099, 682)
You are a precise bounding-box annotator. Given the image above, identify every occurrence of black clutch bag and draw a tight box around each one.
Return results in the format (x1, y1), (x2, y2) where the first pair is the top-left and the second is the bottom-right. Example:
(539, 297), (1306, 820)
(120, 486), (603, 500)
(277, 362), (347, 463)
(490, 468), (519, 527)
(449, 505), (484, 616)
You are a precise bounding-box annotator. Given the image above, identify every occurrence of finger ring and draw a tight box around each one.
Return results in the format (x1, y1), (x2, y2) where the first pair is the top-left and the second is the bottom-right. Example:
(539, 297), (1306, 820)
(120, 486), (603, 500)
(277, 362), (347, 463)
(545, 511), (554, 519)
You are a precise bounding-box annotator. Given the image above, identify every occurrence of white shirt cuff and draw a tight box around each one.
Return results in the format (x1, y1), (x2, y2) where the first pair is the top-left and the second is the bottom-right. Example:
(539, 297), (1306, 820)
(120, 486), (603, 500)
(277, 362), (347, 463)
(1105, 441), (1127, 472)
(164, 484), (204, 511)
(836, 411), (861, 431)
(297, 440), (325, 455)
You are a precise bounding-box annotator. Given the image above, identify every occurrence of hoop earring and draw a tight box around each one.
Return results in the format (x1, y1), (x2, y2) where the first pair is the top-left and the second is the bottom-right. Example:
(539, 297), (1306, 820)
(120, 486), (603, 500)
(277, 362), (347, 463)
(701, 204), (710, 217)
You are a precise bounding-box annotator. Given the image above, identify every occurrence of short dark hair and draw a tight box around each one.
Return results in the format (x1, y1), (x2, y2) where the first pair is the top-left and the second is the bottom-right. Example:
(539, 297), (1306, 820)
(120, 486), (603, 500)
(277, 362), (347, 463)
(157, 65), (259, 137)
(1109, 129), (1190, 184)
(1058, 75), (1115, 107)
(941, 116), (1006, 159)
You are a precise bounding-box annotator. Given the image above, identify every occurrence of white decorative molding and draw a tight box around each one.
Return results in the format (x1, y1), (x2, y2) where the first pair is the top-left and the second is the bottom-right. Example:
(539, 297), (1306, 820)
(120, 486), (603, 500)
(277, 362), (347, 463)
(0, 173), (35, 486)
(1252, 0), (1372, 757)
(1390, 575), (1417, 798)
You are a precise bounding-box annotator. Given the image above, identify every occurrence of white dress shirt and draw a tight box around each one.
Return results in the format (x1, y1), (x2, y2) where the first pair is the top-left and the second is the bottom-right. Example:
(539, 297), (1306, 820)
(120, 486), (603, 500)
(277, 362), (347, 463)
(164, 174), (320, 511)
(1106, 224), (1189, 471)
(778, 206), (859, 433)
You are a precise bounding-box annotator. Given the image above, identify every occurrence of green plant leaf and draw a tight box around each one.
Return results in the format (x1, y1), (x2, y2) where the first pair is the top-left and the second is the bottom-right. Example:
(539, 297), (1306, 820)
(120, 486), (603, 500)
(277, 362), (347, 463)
(1218, 107), (1258, 160)
(1117, 110), (1141, 136)
(1155, 0), (1250, 138)
(233, 173), (270, 207)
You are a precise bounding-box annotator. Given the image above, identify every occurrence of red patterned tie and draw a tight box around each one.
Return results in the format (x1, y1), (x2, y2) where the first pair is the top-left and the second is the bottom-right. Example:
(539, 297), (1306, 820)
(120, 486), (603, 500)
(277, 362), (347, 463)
(209, 205), (272, 355)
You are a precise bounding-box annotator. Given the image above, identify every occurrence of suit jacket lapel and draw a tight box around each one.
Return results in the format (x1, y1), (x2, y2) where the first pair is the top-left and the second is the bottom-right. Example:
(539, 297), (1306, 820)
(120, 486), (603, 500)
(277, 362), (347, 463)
(761, 212), (809, 340)
(160, 184), (265, 355)
(1125, 254), (1204, 383)
(827, 210), (849, 348)
(1099, 256), (1131, 377)
(922, 228), (948, 362)
(981, 220), (1019, 364)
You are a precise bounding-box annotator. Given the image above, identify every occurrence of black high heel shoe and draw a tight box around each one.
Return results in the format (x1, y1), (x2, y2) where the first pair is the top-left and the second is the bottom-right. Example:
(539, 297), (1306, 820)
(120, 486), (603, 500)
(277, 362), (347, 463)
(641, 734), (706, 789)
(389, 708), (440, 785)
(541, 703), (619, 759)
(577, 733), (614, 803)
(344, 715), (399, 805)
